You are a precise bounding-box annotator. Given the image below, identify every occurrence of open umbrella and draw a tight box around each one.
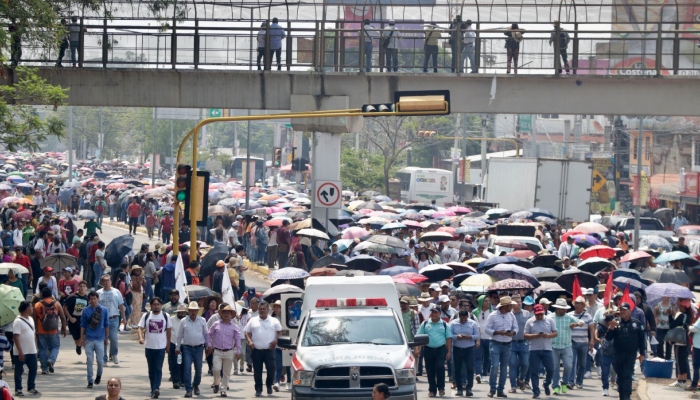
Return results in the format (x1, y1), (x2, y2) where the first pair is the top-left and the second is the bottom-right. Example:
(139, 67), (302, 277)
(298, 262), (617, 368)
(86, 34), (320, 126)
(506, 250), (536, 258)
(40, 254), (79, 271)
(393, 272), (428, 283)
(0, 285), (23, 326)
(536, 283), (571, 303)
(455, 226), (481, 235)
(612, 269), (651, 286)
(310, 267), (339, 277)
(419, 264), (454, 282)
(365, 235), (409, 250)
(342, 227), (371, 240)
(638, 235), (673, 252)
(345, 255), (383, 272)
(208, 205), (233, 216)
(654, 251), (696, 265)
(653, 208), (674, 220)
(296, 229), (330, 241)
(185, 285), (217, 302)
(445, 241), (477, 254)
(395, 282), (421, 297)
(419, 232), (455, 242)
(531, 254), (561, 267)
(378, 266), (416, 276)
(0, 263), (29, 275)
(645, 282), (695, 307)
(103, 234), (134, 270)
(269, 268), (310, 280)
(199, 245), (230, 277)
(554, 269), (598, 293)
(381, 222), (407, 230)
(530, 267), (561, 282)
(486, 264), (540, 287)
(262, 284), (304, 303)
(12, 210), (32, 221)
(577, 257), (615, 274)
(620, 251), (652, 263)
(487, 279), (535, 292)
(460, 274), (498, 290)
(353, 242), (401, 255)
(613, 277), (648, 292)
(452, 272), (476, 287)
(444, 262), (476, 275)
(641, 268), (693, 285)
(579, 245), (616, 261)
(312, 255), (344, 270)
(477, 256), (520, 272)
(77, 210), (98, 220)
(335, 269), (367, 277)
(572, 222), (608, 234)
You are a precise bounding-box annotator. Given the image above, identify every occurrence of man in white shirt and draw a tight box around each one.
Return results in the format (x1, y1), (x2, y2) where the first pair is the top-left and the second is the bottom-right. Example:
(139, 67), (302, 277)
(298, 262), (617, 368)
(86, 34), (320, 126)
(243, 301), (282, 397)
(228, 223), (240, 247)
(138, 297), (172, 399)
(97, 275), (126, 365)
(13, 301), (39, 396)
(13, 220), (24, 247)
(176, 302), (207, 398)
(558, 236), (577, 260)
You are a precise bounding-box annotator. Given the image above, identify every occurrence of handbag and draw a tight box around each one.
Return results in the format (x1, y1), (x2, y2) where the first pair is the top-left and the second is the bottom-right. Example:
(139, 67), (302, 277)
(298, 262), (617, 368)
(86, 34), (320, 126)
(665, 326), (688, 345)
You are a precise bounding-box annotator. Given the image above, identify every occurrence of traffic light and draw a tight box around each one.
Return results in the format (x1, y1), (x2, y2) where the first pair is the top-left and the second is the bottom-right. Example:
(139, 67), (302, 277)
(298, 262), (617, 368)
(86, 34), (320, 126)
(183, 170), (210, 227)
(292, 158), (309, 172)
(417, 130), (437, 138)
(361, 103), (395, 114)
(273, 148), (282, 167)
(361, 90), (450, 117)
(175, 164), (191, 203)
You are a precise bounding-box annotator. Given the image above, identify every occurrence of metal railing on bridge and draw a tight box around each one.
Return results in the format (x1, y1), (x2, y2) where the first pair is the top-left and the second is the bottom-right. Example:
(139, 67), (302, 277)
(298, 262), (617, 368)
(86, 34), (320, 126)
(12, 20), (700, 76)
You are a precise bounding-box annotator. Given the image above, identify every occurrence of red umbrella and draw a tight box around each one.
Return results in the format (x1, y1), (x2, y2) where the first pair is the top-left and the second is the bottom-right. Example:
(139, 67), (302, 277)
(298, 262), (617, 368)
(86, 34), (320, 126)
(620, 251), (652, 263)
(506, 250), (537, 258)
(106, 182), (126, 189)
(13, 210), (32, 221)
(393, 272), (428, 283)
(447, 206), (471, 214)
(579, 245), (616, 261)
(263, 218), (287, 227)
(393, 277), (418, 285)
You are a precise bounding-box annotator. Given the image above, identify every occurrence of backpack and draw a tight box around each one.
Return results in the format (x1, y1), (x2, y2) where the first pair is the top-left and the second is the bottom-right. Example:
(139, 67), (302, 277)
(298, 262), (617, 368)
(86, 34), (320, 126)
(383, 29), (394, 49)
(142, 311), (169, 332)
(420, 319), (447, 334)
(39, 300), (60, 331)
(95, 201), (104, 214)
(89, 306), (103, 330)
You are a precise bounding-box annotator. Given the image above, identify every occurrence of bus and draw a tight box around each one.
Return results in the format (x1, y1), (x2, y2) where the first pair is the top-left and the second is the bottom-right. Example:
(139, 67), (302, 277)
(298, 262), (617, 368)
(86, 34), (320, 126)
(396, 167), (453, 206)
(229, 156), (265, 184)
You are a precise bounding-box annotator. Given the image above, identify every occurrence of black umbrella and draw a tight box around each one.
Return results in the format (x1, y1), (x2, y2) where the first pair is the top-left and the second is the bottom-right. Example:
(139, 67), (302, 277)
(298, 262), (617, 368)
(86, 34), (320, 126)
(104, 234), (134, 269)
(452, 272), (476, 287)
(345, 255), (383, 272)
(395, 282), (421, 297)
(185, 285), (216, 302)
(531, 267), (562, 282)
(419, 264), (454, 282)
(641, 268), (693, 285)
(405, 203), (435, 211)
(577, 257), (615, 274)
(465, 211), (485, 217)
(554, 269), (598, 293)
(200, 245), (230, 277)
(531, 254), (561, 267)
(312, 255), (344, 270)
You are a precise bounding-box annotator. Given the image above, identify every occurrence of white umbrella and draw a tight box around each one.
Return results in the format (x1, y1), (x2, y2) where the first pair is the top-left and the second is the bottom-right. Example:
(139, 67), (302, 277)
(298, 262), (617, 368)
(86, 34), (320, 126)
(0, 263), (29, 274)
(296, 228), (330, 241)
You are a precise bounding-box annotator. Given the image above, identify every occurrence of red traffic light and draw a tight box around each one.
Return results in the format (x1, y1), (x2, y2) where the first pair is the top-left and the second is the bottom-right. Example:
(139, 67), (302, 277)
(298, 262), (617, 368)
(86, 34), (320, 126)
(176, 177), (188, 189)
(177, 164), (191, 176)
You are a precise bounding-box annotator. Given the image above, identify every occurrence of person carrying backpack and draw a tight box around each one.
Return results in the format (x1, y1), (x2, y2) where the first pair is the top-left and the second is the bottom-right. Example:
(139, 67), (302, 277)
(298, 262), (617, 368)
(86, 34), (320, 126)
(79, 291), (110, 389)
(94, 197), (107, 226)
(416, 304), (452, 397)
(34, 287), (67, 375)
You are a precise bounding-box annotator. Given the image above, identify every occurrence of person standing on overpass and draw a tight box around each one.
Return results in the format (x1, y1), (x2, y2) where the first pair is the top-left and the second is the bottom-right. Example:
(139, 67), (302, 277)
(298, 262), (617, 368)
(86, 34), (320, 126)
(269, 18), (286, 70)
(549, 20), (571, 74)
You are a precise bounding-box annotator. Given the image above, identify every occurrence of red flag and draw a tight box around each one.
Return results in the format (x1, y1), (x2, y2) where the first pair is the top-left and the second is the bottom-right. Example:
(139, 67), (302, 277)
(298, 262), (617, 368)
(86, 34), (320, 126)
(571, 275), (583, 300)
(603, 271), (614, 307)
(620, 284), (636, 311)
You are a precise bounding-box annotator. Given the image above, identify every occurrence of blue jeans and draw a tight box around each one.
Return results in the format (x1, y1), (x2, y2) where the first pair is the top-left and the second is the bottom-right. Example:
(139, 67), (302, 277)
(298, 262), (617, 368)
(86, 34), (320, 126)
(364, 43), (373, 72)
(69, 40), (79, 65)
(109, 204), (115, 220)
(13, 353), (37, 391)
(85, 340), (105, 384)
(509, 340), (530, 388)
(93, 262), (103, 288)
(143, 277), (154, 312)
(552, 346), (573, 389)
(489, 341), (512, 393)
(274, 348), (290, 383)
(103, 317), (119, 362)
(529, 350), (554, 397)
(464, 45), (477, 73)
(568, 341), (588, 385)
(146, 348), (166, 394)
(182, 344), (204, 392)
(476, 339), (491, 376)
(600, 353), (614, 389)
(37, 333), (60, 372)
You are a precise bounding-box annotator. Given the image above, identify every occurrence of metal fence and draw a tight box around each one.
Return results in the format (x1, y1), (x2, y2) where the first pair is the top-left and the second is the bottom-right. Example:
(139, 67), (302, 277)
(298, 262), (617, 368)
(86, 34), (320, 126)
(14, 20), (700, 75)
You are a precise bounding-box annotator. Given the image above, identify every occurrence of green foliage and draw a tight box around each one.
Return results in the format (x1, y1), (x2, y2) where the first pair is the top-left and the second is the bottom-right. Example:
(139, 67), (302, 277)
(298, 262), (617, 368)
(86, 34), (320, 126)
(0, 67), (67, 151)
(340, 149), (386, 193)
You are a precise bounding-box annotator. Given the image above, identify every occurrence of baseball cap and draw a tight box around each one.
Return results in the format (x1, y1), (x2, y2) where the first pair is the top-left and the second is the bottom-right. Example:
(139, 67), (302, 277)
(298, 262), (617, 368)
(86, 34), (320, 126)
(429, 304), (441, 312)
(64, 267), (73, 274)
(523, 296), (535, 306)
(429, 283), (440, 291)
(440, 280), (450, 288)
(533, 304), (545, 315)
(619, 302), (631, 310)
(538, 298), (552, 305)
(438, 295), (450, 303)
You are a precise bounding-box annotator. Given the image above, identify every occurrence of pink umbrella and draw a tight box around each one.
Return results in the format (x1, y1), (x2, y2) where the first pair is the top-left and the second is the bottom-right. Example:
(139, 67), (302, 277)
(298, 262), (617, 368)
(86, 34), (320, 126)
(342, 227), (371, 239)
(393, 272), (428, 283)
(571, 222), (608, 234)
(106, 182), (127, 189)
(358, 209), (374, 215)
(437, 226), (456, 236)
(432, 210), (456, 218)
(24, 164), (34, 170)
(392, 277), (418, 285)
(265, 206), (285, 215)
(402, 220), (423, 228)
(448, 206), (471, 214)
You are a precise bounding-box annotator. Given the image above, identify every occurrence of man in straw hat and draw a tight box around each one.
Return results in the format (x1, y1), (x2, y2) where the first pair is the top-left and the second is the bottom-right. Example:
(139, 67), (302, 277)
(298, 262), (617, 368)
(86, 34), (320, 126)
(484, 296), (518, 398)
(207, 304), (242, 397)
(550, 298), (583, 395)
(176, 302), (207, 398)
(567, 296), (595, 389)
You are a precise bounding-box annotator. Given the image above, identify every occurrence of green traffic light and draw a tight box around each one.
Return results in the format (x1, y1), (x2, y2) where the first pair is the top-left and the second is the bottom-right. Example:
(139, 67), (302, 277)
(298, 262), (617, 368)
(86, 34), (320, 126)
(176, 191), (186, 202)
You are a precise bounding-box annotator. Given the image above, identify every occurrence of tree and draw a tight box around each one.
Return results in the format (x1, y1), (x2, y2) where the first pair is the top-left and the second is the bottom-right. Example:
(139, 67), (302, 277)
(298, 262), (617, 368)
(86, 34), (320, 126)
(340, 148), (385, 193)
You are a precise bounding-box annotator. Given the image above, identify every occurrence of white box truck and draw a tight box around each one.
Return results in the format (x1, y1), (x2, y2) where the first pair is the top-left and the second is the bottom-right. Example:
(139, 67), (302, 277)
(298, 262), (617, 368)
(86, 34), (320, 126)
(278, 275), (427, 400)
(485, 158), (592, 223)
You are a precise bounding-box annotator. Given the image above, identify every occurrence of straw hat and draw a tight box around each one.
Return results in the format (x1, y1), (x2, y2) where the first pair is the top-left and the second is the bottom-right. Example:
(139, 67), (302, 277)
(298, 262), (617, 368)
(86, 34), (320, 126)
(497, 296), (517, 308)
(551, 298), (571, 310)
(187, 301), (200, 310)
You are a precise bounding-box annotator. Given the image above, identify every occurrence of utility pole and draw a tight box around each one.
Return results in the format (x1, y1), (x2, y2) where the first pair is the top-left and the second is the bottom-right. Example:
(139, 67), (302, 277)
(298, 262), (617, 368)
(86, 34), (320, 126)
(461, 113), (468, 200)
(170, 120), (174, 175)
(68, 106), (73, 180)
(480, 116), (488, 199)
(152, 107), (158, 187)
(244, 110), (251, 210)
(452, 116), (460, 203)
(633, 116), (644, 250)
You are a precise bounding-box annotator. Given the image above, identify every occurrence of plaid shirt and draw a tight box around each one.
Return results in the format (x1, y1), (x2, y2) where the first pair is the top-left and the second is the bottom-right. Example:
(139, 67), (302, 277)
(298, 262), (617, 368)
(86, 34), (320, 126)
(402, 310), (421, 340)
(551, 313), (581, 349)
(485, 310), (518, 343)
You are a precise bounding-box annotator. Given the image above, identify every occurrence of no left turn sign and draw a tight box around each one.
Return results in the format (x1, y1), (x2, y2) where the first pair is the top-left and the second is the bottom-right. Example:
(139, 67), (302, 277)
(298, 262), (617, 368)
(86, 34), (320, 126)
(315, 180), (342, 209)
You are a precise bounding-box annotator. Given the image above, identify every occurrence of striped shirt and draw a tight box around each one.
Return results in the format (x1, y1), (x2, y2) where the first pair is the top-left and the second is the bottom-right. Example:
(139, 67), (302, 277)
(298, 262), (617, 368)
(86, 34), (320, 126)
(485, 310), (519, 343)
(551, 313), (581, 349)
(567, 310), (593, 344)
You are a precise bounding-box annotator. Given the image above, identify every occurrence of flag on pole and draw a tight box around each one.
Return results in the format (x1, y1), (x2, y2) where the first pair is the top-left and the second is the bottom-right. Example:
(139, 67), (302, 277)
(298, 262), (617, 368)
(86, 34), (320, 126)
(571, 275), (583, 300)
(620, 283), (636, 311)
(604, 271), (614, 307)
(221, 264), (235, 307)
(175, 253), (188, 302)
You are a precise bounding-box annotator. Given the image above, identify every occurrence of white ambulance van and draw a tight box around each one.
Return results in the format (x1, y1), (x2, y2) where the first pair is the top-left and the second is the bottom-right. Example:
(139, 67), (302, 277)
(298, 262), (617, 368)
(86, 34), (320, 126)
(278, 275), (428, 400)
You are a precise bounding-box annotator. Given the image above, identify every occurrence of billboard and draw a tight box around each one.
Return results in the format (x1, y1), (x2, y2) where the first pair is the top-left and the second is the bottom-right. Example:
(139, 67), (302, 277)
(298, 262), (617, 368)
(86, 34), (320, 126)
(611, 0), (700, 75)
(415, 172), (450, 193)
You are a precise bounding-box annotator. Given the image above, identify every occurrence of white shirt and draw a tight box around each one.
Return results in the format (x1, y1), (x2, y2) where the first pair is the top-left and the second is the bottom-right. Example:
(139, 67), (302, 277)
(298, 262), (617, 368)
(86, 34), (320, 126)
(97, 287), (124, 317)
(12, 316), (37, 355)
(243, 315), (281, 349)
(228, 228), (239, 246)
(12, 228), (23, 247)
(138, 311), (172, 349)
(558, 242), (577, 259)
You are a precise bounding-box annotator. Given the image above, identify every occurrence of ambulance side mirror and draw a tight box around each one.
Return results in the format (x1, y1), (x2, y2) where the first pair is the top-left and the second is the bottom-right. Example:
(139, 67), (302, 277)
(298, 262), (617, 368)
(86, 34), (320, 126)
(409, 334), (429, 348)
(278, 336), (297, 350)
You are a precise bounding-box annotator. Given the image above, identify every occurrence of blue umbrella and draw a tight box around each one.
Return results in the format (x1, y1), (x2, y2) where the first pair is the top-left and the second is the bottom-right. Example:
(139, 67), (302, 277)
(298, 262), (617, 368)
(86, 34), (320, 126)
(486, 264), (541, 288)
(378, 266), (416, 276)
(654, 251), (691, 264)
(528, 208), (556, 218)
(333, 239), (355, 252)
(477, 256), (520, 272)
(645, 282), (695, 307)
(638, 235), (673, 252)
(612, 269), (651, 286)
(381, 222), (407, 230)
(269, 267), (310, 280)
(613, 277), (648, 293)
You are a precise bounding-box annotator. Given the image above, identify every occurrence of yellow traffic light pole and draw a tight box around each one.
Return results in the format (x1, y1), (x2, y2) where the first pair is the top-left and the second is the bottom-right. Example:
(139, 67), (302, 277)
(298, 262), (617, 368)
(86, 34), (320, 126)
(173, 104), (449, 260)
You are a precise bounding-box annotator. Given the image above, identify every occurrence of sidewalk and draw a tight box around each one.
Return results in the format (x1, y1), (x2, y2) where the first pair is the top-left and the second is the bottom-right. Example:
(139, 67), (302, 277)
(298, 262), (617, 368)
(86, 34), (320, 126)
(640, 378), (700, 400)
